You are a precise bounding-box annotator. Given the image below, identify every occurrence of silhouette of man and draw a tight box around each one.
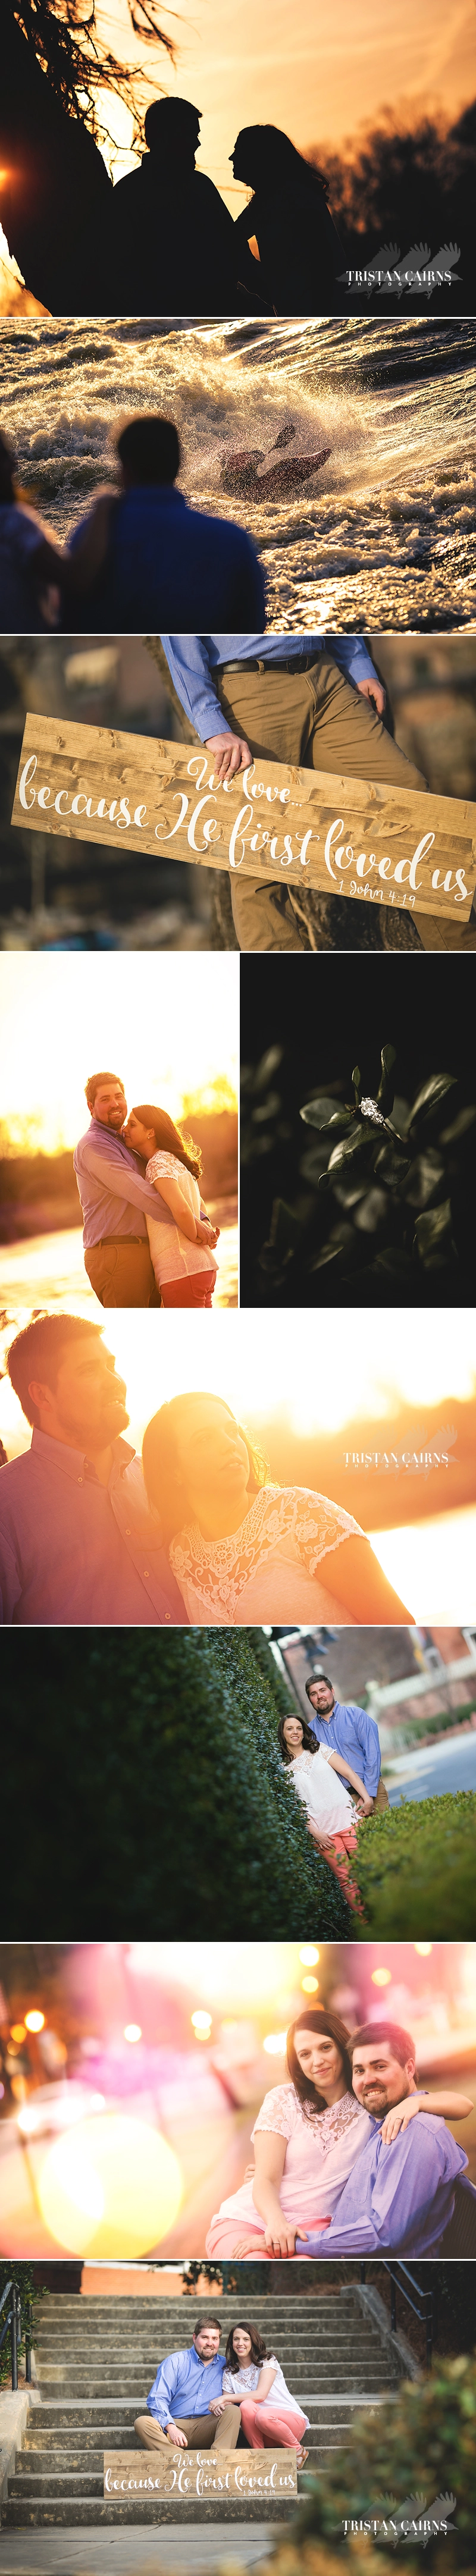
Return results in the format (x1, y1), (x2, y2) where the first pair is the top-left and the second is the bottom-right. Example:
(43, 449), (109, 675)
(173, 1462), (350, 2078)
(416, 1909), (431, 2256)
(109, 98), (237, 312)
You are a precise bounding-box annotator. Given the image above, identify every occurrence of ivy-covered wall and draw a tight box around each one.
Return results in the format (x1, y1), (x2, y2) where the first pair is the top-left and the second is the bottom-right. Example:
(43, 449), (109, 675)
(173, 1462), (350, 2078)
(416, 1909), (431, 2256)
(3, 1629), (350, 1937)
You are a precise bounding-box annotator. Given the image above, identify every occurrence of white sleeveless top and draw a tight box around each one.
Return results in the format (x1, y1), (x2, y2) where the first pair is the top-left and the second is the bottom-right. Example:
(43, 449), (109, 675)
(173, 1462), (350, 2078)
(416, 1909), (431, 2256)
(222, 2357), (309, 2426)
(169, 1483), (364, 1623)
(214, 2084), (372, 2228)
(145, 1148), (218, 1284)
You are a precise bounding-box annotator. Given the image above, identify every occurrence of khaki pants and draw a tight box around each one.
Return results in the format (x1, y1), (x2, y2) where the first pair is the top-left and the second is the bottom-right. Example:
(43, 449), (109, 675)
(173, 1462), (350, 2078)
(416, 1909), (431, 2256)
(215, 655), (428, 952)
(84, 1240), (160, 1307)
(372, 1775), (390, 1812)
(134, 2408), (241, 2451)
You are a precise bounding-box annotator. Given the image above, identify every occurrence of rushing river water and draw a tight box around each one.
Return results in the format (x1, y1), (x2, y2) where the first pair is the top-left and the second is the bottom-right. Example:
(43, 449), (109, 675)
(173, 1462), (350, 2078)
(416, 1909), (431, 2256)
(1, 315), (475, 630)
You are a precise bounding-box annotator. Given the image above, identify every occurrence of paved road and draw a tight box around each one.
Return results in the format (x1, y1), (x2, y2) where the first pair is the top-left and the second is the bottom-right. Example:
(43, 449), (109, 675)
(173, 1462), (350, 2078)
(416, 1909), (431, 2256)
(387, 1729), (476, 1805)
(0, 2528), (275, 2575)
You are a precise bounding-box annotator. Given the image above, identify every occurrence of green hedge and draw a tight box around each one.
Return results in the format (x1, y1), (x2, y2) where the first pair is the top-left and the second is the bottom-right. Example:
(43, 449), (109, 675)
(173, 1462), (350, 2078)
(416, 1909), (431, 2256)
(294, 2351), (476, 2567)
(352, 1792), (476, 1935)
(2, 1630), (350, 1937)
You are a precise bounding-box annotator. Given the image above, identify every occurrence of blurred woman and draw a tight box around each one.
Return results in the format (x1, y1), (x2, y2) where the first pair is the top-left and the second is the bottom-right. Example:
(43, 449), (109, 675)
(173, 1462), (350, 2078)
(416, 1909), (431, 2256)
(278, 1708), (370, 1911)
(221, 2320), (309, 2461)
(231, 126), (343, 312)
(0, 428), (65, 629)
(123, 1106), (219, 1309)
(142, 1392), (413, 1623)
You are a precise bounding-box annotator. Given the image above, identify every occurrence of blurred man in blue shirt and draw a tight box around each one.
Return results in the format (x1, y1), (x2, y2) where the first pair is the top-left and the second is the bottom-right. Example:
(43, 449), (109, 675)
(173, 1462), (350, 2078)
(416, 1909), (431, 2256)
(160, 633), (428, 950)
(134, 2316), (241, 2453)
(66, 419), (265, 632)
(305, 1672), (389, 1811)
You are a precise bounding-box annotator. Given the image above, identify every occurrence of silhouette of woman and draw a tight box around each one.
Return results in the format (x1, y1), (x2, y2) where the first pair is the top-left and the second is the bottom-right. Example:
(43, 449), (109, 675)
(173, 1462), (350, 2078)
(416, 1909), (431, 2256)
(231, 125), (344, 313)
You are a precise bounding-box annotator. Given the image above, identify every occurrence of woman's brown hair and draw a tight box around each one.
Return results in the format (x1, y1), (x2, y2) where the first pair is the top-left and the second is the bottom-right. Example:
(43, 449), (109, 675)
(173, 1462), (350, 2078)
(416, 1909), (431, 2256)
(286, 2006), (353, 2118)
(277, 1713), (317, 1763)
(132, 1103), (202, 1181)
(224, 2320), (271, 2370)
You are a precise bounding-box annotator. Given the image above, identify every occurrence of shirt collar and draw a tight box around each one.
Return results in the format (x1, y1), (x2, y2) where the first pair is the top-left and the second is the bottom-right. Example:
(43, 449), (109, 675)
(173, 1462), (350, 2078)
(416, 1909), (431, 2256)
(31, 1427), (136, 1482)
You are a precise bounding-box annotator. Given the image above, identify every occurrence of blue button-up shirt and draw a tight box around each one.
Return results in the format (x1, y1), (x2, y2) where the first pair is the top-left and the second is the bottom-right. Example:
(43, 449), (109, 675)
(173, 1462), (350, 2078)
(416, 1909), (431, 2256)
(307, 1698), (381, 1794)
(0, 1431), (187, 1626)
(68, 490), (265, 629)
(73, 1120), (176, 1250)
(296, 2116), (468, 2258)
(147, 2346), (226, 2427)
(160, 633), (378, 743)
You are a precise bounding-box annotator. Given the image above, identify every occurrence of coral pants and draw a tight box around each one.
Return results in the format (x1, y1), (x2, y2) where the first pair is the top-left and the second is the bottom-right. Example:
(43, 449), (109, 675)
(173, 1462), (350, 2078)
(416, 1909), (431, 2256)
(321, 1827), (364, 1914)
(239, 2400), (308, 2449)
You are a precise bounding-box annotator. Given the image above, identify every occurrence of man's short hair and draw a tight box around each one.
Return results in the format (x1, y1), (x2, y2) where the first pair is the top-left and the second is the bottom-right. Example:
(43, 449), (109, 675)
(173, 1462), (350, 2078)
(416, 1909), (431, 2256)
(85, 1071), (124, 1112)
(116, 416), (181, 487)
(305, 1673), (333, 1702)
(145, 96), (201, 149)
(193, 2315), (221, 2337)
(7, 1315), (103, 1429)
(351, 2021), (416, 2065)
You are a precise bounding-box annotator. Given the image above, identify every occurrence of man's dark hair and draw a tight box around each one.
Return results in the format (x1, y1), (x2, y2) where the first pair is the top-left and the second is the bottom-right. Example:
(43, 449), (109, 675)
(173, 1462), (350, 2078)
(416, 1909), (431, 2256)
(7, 1316), (103, 1429)
(305, 1673), (334, 1702)
(116, 416), (181, 487)
(85, 1071), (124, 1112)
(193, 2315), (222, 2336)
(351, 2021), (416, 2065)
(145, 96), (201, 149)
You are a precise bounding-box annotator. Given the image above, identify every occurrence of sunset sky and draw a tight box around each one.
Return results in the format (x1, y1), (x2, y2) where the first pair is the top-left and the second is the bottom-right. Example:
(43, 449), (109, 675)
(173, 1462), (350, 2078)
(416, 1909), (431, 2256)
(95, 0), (476, 200)
(0, 953), (239, 1152)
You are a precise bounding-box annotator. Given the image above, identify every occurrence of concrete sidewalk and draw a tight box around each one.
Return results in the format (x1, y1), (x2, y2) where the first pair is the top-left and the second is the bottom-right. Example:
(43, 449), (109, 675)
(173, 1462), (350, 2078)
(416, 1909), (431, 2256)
(0, 2525), (275, 2575)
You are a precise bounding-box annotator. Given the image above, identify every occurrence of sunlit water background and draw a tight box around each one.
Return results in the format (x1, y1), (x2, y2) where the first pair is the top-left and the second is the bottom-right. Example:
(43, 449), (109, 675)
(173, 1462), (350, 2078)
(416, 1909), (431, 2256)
(1, 315), (475, 630)
(0, 1214), (238, 1312)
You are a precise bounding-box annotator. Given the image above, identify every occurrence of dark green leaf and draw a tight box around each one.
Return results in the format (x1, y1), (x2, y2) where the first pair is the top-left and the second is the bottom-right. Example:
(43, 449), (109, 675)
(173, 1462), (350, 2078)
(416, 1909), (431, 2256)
(440, 1104), (476, 1146)
(376, 1041), (397, 1115)
(403, 1150), (445, 1209)
(353, 1187), (390, 1233)
(374, 1137), (411, 1187)
(253, 1045), (284, 1091)
(414, 1198), (458, 1267)
(299, 1097), (353, 1131)
(409, 1072), (458, 1135)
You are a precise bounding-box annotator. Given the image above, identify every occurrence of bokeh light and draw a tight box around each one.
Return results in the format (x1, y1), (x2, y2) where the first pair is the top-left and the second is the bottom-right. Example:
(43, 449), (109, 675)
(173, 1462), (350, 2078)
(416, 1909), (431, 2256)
(10, 2024), (26, 2043)
(191, 2011), (212, 2037)
(299, 1947), (320, 1966)
(24, 2010), (46, 2034)
(301, 1975), (320, 1994)
(123, 2025), (142, 2044)
(37, 2114), (183, 2256)
(263, 2032), (287, 2055)
(414, 1945), (433, 1956)
(371, 1969), (393, 1987)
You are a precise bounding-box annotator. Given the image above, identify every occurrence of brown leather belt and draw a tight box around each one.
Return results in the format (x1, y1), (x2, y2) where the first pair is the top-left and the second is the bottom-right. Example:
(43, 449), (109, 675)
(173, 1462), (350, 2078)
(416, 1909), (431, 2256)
(95, 1235), (147, 1247)
(217, 654), (318, 677)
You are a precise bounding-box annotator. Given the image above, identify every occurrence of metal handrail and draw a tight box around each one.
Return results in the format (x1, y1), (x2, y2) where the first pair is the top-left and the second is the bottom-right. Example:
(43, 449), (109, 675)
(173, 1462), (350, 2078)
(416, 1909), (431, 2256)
(360, 2260), (433, 2365)
(0, 2280), (32, 2389)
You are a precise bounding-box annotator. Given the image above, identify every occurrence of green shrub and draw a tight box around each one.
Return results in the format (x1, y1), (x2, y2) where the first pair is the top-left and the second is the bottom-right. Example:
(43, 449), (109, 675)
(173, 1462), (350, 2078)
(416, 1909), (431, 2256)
(0, 2265), (46, 2385)
(2, 1630), (351, 1937)
(293, 2351), (476, 2568)
(352, 1793), (476, 1935)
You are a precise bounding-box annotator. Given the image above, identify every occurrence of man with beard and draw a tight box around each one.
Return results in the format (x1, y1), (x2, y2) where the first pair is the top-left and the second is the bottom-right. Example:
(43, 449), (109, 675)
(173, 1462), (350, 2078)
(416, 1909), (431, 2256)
(305, 1672), (389, 1812)
(0, 1313), (187, 1624)
(295, 2023), (470, 2257)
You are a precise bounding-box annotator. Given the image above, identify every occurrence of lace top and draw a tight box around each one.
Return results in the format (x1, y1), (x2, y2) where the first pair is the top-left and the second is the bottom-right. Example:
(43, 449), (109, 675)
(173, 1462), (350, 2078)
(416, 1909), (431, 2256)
(214, 2083), (372, 2230)
(169, 1483), (364, 1624)
(145, 1149), (217, 1284)
(253, 2084), (362, 2149)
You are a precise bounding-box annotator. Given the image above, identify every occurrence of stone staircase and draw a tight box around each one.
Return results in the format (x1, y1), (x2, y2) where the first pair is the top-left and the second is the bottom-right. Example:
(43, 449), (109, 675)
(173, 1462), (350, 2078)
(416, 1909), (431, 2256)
(4, 2291), (406, 2530)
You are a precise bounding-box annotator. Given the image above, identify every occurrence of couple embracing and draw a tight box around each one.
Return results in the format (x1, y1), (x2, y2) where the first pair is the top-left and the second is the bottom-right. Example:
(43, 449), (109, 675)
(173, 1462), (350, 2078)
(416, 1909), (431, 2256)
(205, 2006), (472, 2260)
(74, 1070), (219, 1310)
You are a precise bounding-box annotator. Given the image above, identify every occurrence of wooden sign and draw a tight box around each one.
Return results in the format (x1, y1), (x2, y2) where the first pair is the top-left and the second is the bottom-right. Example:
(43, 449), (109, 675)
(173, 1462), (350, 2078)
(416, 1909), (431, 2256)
(103, 2449), (298, 2502)
(11, 714), (476, 922)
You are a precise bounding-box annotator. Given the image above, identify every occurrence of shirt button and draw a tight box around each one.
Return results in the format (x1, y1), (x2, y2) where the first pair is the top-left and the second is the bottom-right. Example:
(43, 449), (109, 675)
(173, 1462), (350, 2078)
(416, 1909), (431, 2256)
(77, 1476), (83, 1484)
(143, 1570), (149, 1578)
(164, 1613), (171, 1621)
(125, 1527), (131, 1535)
